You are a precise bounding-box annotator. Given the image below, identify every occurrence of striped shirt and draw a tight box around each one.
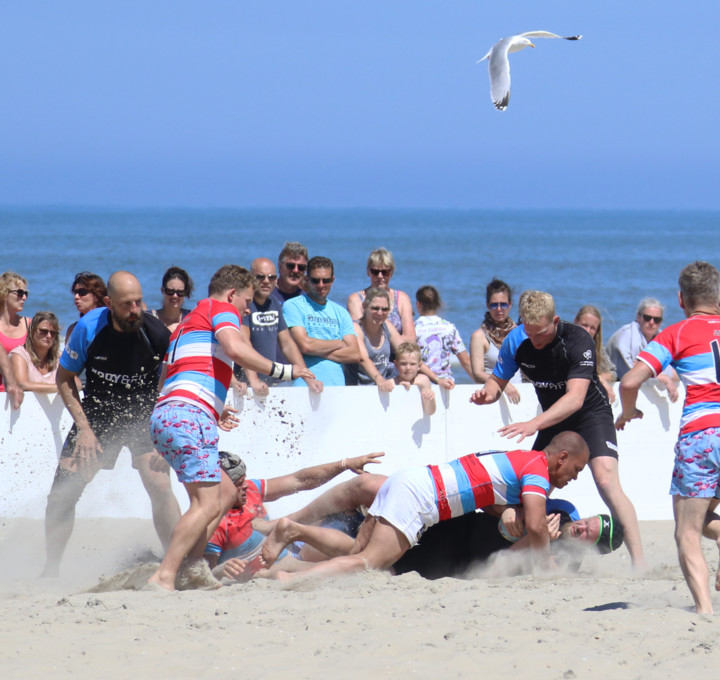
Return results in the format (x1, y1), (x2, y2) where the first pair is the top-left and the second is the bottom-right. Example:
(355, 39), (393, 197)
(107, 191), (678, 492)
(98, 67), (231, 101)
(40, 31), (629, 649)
(638, 315), (720, 435)
(158, 298), (242, 421)
(427, 449), (550, 522)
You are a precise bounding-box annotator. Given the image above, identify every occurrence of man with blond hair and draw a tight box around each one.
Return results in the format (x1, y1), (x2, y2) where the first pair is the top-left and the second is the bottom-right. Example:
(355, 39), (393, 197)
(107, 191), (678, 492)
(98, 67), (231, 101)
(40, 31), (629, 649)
(471, 290), (645, 569)
(617, 261), (720, 614)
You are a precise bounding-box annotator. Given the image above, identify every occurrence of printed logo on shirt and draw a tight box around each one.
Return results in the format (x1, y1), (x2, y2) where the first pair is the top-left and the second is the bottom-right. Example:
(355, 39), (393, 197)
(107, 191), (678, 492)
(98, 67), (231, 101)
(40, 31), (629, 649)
(583, 350), (592, 360)
(252, 311), (278, 327)
(65, 348), (78, 360)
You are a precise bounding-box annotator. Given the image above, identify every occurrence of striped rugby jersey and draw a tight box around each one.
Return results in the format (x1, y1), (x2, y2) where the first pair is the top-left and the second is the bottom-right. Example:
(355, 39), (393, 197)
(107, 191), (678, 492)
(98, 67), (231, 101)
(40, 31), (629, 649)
(637, 315), (720, 435)
(427, 449), (550, 522)
(158, 298), (242, 421)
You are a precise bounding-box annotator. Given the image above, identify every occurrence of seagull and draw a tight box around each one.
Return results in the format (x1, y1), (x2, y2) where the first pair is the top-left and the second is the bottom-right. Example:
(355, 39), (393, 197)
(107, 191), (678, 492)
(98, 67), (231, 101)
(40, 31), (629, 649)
(478, 31), (582, 111)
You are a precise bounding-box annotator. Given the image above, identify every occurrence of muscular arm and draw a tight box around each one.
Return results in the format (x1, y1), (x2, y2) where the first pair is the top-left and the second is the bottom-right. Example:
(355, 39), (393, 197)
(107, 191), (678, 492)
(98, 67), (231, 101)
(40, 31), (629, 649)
(470, 374), (508, 405)
(288, 326), (346, 358)
(531, 377), (589, 430)
(616, 361), (654, 429)
(263, 452), (384, 502)
(324, 334), (361, 364)
(522, 493), (550, 569)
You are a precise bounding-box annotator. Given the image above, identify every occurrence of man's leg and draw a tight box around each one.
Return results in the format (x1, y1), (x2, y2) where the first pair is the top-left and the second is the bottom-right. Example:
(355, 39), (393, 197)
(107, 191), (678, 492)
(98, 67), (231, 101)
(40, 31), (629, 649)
(700, 499), (720, 591)
(134, 450), (182, 551)
(673, 495), (714, 614)
(262, 517), (357, 567)
(148, 480), (225, 591)
(284, 474), (387, 526)
(278, 516), (411, 581)
(42, 460), (97, 577)
(588, 455), (646, 569)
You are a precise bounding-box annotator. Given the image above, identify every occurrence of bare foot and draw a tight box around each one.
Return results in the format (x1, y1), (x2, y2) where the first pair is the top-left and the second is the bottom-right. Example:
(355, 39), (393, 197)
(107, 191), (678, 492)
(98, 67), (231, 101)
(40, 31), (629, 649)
(146, 574), (175, 592)
(252, 517), (278, 535)
(261, 517), (298, 568)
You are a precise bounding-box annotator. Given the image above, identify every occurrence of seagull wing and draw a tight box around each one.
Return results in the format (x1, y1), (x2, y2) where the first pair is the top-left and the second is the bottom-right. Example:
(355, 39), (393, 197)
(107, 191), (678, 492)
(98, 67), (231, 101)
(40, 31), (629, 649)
(519, 31), (582, 41)
(486, 38), (513, 111)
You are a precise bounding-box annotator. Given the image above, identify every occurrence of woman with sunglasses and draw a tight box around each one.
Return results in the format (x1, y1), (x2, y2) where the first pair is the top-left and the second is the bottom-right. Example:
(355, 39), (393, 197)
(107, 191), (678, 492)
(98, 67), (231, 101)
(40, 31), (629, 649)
(469, 278), (521, 404)
(150, 266), (194, 333)
(347, 248), (416, 343)
(344, 288), (400, 390)
(574, 304), (617, 403)
(0, 271), (30, 392)
(9, 312), (62, 393)
(65, 272), (107, 343)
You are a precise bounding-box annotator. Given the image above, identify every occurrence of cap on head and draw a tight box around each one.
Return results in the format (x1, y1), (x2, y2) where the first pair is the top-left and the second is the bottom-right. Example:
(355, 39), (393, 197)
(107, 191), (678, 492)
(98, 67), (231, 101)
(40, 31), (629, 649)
(218, 451), (246, 482)
(594, 515), (624, 554)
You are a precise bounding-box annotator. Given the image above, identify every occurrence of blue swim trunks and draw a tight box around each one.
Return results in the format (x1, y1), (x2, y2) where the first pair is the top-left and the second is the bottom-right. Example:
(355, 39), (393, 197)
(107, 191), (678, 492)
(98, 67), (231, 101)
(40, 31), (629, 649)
(670, 428), (720, 498)
(150, 401), (221, 484)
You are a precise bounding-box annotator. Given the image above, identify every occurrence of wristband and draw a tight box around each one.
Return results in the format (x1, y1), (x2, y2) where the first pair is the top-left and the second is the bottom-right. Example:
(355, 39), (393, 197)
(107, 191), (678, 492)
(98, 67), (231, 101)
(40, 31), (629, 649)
(270, 362), (294, 381)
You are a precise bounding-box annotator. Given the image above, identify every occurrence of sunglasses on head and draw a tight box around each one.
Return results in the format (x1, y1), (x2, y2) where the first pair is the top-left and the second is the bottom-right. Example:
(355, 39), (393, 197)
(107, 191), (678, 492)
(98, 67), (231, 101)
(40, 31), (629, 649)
(164, 287), (186, 297)
(369, 268), (391, 277)
(309, 277), (333, 285)
(255, 274), (278, 282)
(37, 327), (59, 338)
(284, 262), (307, 272)
(369, 305), (390, 312)
(641, 314), (662, 324)
(73, 287), (91, 297)
(489, 302), (509, 310)
(10, 288), (29, 298)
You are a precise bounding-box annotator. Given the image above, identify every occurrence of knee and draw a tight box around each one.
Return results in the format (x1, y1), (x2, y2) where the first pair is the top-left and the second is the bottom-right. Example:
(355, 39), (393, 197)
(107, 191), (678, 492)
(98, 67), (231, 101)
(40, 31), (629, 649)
(46, 466), (87, 517)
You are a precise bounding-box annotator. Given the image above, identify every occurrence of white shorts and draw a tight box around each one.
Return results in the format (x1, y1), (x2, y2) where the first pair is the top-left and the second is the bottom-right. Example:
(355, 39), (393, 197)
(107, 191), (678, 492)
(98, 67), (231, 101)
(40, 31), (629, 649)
(368, 466), (440, 546)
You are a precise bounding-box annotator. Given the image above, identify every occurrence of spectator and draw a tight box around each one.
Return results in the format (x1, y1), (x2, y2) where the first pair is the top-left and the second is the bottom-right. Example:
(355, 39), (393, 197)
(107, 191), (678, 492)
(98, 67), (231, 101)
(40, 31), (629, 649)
(150, 266), (194, 333)
(65, 272), (107, 343)
(283, 256), (360, 386)
(574, 304), (617, 403)
(393, 342), (436, 416)
(347, 247), (415, 343)
(10, 312), (62, 393)
(0, 271), (30, 393)
(415, 285), (473, 385)
(606, 297), (679, 401)
(345, 287), (399, 391)
(239, 257), (322, 396)
(271, 241), (308, 305)
(470, 278), (521, 404)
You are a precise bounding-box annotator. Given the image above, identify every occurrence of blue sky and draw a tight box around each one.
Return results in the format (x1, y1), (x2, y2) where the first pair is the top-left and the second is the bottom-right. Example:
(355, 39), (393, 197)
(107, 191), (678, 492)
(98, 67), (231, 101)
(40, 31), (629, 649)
(2, 2), (718, 209)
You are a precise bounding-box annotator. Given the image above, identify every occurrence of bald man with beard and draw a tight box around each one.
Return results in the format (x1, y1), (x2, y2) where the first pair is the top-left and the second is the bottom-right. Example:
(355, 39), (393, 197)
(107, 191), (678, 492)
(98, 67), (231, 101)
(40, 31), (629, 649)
(42, 271), (181, 577)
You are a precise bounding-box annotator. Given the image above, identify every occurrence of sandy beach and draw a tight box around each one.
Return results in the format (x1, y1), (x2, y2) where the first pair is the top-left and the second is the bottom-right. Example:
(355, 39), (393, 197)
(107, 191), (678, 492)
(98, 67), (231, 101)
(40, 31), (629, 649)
(1, 518), (719, 679)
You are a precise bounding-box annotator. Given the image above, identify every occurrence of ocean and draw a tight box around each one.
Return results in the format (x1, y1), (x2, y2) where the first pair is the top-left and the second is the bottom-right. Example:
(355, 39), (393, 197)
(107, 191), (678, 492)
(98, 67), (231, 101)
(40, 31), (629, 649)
(3, 207), (718, 382)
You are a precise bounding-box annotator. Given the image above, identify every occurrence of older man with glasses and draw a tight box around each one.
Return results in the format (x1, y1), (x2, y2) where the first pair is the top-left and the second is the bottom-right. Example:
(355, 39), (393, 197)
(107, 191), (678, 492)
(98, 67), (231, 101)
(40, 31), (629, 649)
(283, 256), (360, 386)
(271, 241), (308, 305)
(238, 258), (323, 395)
(606, 296), (679, 401)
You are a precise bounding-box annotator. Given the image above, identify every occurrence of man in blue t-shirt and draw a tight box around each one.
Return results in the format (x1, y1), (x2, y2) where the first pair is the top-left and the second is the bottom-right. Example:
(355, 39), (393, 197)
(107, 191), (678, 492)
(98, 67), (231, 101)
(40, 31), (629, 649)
(283, 256), (360, 386)
(239, 257), (323, 395)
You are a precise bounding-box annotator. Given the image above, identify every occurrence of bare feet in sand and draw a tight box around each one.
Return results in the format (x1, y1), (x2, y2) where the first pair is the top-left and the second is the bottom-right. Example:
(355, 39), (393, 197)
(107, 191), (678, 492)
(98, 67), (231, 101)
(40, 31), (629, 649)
(261, 517), (298, 568)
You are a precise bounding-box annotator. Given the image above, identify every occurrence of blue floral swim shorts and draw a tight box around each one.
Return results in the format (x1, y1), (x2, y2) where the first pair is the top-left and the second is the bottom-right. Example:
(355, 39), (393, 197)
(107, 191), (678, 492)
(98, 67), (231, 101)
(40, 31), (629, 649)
(150, 401), (221, 484)
(670, 428), (720, 498)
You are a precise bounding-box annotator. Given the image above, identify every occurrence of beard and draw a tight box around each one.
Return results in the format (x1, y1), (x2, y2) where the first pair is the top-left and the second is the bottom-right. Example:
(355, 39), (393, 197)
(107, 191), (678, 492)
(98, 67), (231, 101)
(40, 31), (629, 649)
(115, 314), (143, 332)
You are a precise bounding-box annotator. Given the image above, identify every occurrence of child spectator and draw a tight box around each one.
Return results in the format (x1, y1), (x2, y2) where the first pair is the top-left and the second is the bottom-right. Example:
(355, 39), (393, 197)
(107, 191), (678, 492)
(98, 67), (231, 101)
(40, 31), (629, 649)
(393, 342), (436, 415)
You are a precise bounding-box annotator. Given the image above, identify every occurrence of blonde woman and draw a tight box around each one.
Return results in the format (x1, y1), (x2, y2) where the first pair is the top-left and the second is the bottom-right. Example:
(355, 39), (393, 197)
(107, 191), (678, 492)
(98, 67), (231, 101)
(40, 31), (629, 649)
(574, 304), (617, 403)
(10, 312), (62, 393)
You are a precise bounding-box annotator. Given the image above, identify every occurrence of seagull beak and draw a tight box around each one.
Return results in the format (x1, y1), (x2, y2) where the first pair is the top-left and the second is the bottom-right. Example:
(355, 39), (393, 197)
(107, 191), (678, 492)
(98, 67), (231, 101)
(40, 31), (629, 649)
(529, 42), (536, 48)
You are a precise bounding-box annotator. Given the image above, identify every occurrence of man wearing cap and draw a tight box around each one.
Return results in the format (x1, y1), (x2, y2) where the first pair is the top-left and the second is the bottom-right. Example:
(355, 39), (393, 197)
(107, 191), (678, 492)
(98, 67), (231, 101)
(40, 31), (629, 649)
(204, 449), (383, 582)
(617, 261), (720, 614)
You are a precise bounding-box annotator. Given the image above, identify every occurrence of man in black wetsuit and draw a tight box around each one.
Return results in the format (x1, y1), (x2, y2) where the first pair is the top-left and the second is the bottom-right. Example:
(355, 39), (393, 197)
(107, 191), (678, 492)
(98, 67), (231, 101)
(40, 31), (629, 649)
(470, 290), (645, 569)
(42, 271), (181, 577)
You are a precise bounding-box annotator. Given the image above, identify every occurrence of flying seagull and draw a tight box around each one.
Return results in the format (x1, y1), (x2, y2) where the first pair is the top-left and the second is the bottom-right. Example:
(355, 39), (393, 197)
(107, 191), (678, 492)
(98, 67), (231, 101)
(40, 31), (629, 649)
(478, 31), (581, 111)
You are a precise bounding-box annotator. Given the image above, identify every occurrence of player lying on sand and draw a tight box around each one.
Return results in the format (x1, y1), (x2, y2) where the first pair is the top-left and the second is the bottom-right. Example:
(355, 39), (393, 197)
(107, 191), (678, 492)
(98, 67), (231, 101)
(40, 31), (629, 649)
(253, 431), (590, 582)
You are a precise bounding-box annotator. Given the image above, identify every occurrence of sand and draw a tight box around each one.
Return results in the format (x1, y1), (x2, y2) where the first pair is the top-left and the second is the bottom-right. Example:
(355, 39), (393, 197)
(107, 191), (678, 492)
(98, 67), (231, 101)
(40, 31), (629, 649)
(1, 518), (719, 679)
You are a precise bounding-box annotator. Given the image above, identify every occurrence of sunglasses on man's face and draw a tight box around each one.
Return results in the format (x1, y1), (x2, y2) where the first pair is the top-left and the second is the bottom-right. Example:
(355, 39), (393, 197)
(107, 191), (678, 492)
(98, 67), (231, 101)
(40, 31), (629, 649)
(489, 302), (509, 310)
(641, 314), (662, 324)
(284, 262), (307, 272)
(164, 288), (187, 297)
(255, 274), (278, 282)
(10, 289), (29, 298)
(309, 277), (333, 285)
(73, 288), (91, 297)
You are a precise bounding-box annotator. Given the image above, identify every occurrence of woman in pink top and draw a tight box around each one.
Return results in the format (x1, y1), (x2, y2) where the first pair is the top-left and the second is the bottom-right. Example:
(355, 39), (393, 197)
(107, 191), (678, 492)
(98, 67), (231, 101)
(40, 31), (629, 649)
(0, 271), (30, 391)
(10, 311), (62, 393)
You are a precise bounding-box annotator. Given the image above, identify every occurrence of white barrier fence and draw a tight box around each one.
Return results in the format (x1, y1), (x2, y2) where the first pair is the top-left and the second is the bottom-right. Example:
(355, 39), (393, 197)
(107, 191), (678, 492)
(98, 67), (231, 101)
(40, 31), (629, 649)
(1, 382), (681, 520)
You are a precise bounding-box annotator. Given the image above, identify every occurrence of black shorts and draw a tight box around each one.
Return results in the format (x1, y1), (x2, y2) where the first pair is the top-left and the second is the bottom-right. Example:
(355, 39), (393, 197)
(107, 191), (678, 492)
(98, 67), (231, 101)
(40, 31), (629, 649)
(533, 415), (618, 460)
(60, 417), (154, 470)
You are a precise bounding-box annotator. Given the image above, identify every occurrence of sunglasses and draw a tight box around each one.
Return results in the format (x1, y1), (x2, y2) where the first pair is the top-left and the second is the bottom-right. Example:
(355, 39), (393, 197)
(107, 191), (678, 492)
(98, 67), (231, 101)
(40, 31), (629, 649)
(284, 262), (307, 272)
(255, 274), (278, 282)
(369, 305), (390, 312)
(73, 287), (91, 297)
(37, 327), (59, 338)
(489, 302), (509, 310)
(369, 268), (392, 277)
(164, 288), (186, 297)
(309, 277), (333, 285)
(10, 289), (29, 298)
(641, 314), (662, 324)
